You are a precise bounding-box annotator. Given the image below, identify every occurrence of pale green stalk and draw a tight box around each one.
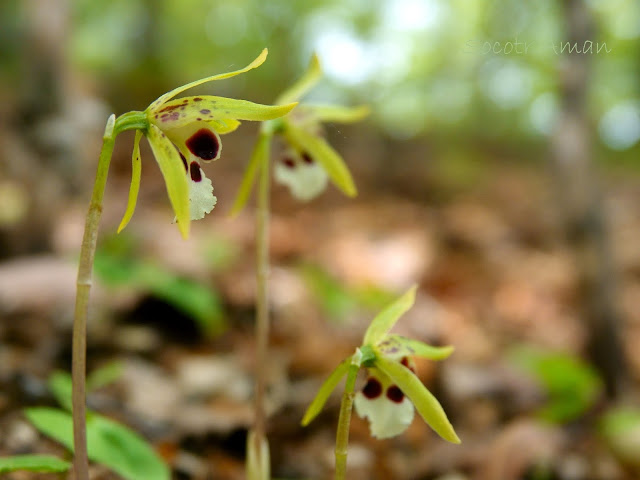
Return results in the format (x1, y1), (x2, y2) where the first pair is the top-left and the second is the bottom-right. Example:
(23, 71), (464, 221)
(334, 355), (361, 480)
(72, 112), (145, 479)
(72, 114), (116, 480)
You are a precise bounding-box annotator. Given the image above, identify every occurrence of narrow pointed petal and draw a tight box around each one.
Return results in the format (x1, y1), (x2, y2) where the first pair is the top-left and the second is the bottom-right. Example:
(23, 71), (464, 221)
(151, 49), (268, 108)
(208, 118), (240, 134)
(229, 132), (271, 217)
(376, 355), (460, 444)
(354, 370), (415, 439)
(363, 286), (417, 346)
(284, 124), (357, 198)
(188, 162), (217, 220)
(301, 356), (352, 426)
(117, 130), (142, 233)
(300, 104), (370, 124)
(276, 54), (322, 105)
(387, 336), (455, 361)
(151, 96), (297, 130)
(146, 124), (190, 238)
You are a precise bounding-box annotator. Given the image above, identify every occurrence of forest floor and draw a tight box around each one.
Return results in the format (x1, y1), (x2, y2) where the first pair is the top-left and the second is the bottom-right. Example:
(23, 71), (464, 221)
(1, 156), (639, 480)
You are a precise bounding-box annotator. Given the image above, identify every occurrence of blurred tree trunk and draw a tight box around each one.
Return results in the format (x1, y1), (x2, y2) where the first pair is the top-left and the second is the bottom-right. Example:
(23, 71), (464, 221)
(1, 0), (73, 257)
(549, 0), (626, 397)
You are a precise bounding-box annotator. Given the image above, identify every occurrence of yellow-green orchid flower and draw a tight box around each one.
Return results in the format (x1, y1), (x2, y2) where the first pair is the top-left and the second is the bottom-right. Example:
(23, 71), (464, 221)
(230, 55), (369, 214)
(301, 286), (460, 443)
(115, 49), (297, 238)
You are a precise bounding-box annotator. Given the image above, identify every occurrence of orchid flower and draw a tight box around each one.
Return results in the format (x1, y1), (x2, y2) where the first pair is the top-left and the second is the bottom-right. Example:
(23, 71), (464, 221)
(301, 286), (460, 443)
(114, 49), (297, 238)
(230, 54), (369, 214)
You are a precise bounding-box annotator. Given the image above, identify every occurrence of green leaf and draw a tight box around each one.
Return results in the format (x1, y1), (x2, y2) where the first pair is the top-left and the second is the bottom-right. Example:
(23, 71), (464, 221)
(140, 268), (225, 335)
(146, 124), (190, 239)
(25, 408), (170, 480)
(388, 336), (454, 361)
(118, 130), (142, 233)
(151, 48), (269, 108)
(509, 346), (602, 423)
(284, 123), (357, 198)
(93, 253), (226, 335)
(301, 264), (358, 321)
(276, 54), (322, 105)
(300, 104), (370, 124)
(301, 356), (352, 427)
(49, 371), (73, 412)
(87, 361), (123, 391)
(24, 408), (75, 451)
(363, 285), (417, 346)
(0, 455), (70, 473)
(229, 132), (271, 217)
(376, 356), (460, 444)
(599, 407), (640, 469)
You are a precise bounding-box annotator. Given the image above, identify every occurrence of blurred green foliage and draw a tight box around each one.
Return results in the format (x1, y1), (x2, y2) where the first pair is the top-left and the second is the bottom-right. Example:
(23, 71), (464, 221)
(94, 235), (225, 336)
(600, 407), (640, 470)
(26, 369), (169, 480)
(3, 0), (638, 155)
(301, 263), (397, 322)
(509, 345), (603, 423)
(0, 455), (70, 474)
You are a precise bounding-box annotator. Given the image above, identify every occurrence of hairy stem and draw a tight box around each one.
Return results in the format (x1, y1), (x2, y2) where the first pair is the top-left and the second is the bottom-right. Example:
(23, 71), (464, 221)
(335, 361), (360, 480)
(252, 133), (272, 479)
(72, 114), (116, 480)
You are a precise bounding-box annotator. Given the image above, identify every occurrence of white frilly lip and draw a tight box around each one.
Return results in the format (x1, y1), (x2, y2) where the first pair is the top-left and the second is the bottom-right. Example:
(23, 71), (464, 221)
(274, 154), (328, 201)
(188, 164), (217, 220)
(354, 373), (415, 439)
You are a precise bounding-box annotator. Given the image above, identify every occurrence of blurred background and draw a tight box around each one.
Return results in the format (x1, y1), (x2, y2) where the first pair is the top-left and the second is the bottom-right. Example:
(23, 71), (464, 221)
(1, 0), (640, 479)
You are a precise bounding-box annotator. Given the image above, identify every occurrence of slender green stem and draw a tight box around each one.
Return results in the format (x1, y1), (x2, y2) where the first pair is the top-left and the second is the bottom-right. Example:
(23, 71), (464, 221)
(253, 133), (272, 479)
(335, 357), (361, 480)
(71, 114), (116, 480)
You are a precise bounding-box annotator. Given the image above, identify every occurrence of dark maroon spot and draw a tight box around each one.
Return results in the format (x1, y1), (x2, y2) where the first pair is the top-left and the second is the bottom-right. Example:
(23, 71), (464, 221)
(194, 97), (203, 101)
(161, 113), (169, 119)
(200, 109), (211, 115)
(401, 357), (416, 373)
(282, 157), (295, 169)
(154, 114), (158, 119)
(362, 378), (382, 399)
(189, 161), (202, 182)
(301, 152), (314, 164)
(386, 385), (404, 403)
(178, 151), (188, 171)
(159, 104), (181, 113)
(196, 117), (202, 121)
(186, 129), (220, 161)
(170, 111), (179, 121)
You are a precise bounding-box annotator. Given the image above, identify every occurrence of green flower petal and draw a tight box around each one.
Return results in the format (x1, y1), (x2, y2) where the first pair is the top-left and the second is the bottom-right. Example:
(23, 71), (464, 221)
(284, 123), (357, 198)
(150, 96), (297, 130)
(117, 130), (142, 233)
(229, 132), (271, 217)
(146, 124), (190, 239)
(276, 53), (321, 105)
(209, 118), (240, 135)
(150, 49), (268, 109)
(363, 286), (417, 346)
(301, 356), (352, 427)
(387, 335), (455, 361)
(300, 104), (370, 124)
(376, 355), (460, 444)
